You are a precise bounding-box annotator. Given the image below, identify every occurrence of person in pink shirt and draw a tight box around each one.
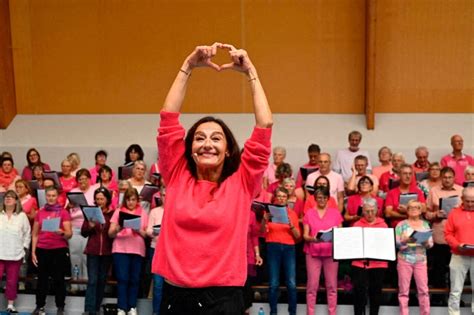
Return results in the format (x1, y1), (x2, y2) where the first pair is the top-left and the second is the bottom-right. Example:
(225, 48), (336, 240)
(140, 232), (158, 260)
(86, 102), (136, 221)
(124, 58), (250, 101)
(395, 200), (433, 315)
(441, 134), (474, 186)
(151, 43), (272, 315)
(263, 146), (288, 189)
(0, 157), (21, 191)
(385, 164), (426, 228)
(31, 187), (72, 315)
(15, 179), (38, 225)
(306, 153), (344, 212)
(425, 166), (463, 289)
(379, 152), (405, 193)
(261, 187), (301, 315)
(59, 159), (78, 207)
(89, 150), (116, 185)
(372, 146), (392, 180)
(303, 175), (338, 216)
(412, 146), (431, 174)
(445, 187), (474, 314)
(67, 169), (100, 290)
(97, 165), (119, 203)
(347, 155), (379, 196)
(21, 148), (51, 181)
(108, 188), (149, 315)
(267, 162), (292, 195)
(344, 176), (384, 226)
(303, 187), (343, 315)
(295, 144), (321, 188)
(351, 198), (388, 315)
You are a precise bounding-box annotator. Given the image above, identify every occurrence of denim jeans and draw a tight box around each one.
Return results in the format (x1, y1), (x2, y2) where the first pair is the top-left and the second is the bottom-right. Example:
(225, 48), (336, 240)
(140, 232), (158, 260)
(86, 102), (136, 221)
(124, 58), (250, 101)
(266, 242), (297, 315)
(149, 248), (164, 314)
(113, 253), (143, 311)
(84, 255), (112, 313)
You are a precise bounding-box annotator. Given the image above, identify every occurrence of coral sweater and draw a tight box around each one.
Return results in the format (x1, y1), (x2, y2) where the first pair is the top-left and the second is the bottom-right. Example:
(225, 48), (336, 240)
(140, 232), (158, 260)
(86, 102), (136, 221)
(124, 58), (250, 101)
(152, 111), (271, 287)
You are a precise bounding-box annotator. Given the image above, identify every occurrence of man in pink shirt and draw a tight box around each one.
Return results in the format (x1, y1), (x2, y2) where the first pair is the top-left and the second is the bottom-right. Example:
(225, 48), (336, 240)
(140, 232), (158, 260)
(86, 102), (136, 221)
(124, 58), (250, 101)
(333, 130), (372, 183)
(445, 187), (474, 314)
(306, 153), (344, 212)
(384, 164), (426, 228)
(425, 167), (463, 289)
(89, 150), (116, 184)
(412, 146), (431, 174)
(441, 135), (474, 186)
(295, 144), (320, 188)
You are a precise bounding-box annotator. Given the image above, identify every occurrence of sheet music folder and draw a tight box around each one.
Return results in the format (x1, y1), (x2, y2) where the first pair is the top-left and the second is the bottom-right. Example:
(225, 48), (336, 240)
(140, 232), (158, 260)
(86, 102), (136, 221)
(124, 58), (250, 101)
(333, 227), (396, 261)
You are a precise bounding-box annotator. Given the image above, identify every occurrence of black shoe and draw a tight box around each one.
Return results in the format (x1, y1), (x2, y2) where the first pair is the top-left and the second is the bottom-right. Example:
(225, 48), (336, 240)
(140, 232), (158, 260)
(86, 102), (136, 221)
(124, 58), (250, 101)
(57, 306), (65, 315)
(31, 307), (46, 315)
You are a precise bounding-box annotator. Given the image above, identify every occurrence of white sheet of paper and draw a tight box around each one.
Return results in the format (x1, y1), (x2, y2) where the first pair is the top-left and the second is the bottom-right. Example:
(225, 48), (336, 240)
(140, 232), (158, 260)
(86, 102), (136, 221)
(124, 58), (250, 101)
(42, 217), (60, 232)
(333, 227), (364, 260)
(363, 228), (396, 261)
(268, 205), (289, 224)
(82, 206), (105, 224)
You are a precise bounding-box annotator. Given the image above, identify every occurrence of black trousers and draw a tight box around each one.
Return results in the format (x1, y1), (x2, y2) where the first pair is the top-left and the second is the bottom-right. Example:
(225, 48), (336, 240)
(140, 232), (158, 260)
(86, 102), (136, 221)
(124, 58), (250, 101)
(351, 267), (385, 315)
(160, 281), (245, 315)
(428, 243), (451, 288)
(36, 247), (69, 308)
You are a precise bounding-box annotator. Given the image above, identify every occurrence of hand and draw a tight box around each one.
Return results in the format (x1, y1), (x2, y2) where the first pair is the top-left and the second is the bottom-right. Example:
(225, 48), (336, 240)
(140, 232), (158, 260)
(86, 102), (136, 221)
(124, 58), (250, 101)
(438, 210), (447, 219)
(400, 235), (414, 244)
(88, 221), (96, 228)
(458, 244), (466, 251)
(220, 44), (254, 74)
(351, 164), (356, 174)
(32, 252), (38, 267)
(255, 255), (263, 266)
(184, 43), (221, 71)
(55, 228), (65, 236)
(263, 212), (272, 222)
(398, 204), (408, 214)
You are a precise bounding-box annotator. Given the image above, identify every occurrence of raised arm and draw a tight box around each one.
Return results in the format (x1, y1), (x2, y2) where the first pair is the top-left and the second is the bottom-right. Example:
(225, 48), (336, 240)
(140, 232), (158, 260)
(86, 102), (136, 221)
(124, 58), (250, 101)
(221, 44), (273, 128)
(162, 43), (221, 113)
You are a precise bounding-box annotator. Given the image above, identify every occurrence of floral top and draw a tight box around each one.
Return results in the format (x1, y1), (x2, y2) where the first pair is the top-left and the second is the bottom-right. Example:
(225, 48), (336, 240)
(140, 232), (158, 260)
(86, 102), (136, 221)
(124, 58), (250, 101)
(395, 219), (433, 264)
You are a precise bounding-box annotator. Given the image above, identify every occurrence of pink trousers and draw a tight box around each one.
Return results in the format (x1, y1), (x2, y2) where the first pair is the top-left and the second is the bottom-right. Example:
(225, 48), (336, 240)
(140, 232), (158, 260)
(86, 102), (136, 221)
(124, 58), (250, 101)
(306, 255), (338, 315)
(0, 259), (22, 301)
(397, 259), (430, 315)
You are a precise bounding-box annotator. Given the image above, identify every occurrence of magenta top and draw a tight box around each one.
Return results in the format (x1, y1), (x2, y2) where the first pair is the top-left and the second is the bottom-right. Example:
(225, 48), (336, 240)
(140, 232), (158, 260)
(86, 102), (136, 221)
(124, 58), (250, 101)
(152, 111), (271, 288)
(303, 207), (343, 257)
(35, 206), (71, 249)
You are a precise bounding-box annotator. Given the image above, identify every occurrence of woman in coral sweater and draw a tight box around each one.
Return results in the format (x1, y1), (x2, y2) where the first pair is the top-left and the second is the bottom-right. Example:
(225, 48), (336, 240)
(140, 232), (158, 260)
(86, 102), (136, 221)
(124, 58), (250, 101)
(152, 43), (272, 315)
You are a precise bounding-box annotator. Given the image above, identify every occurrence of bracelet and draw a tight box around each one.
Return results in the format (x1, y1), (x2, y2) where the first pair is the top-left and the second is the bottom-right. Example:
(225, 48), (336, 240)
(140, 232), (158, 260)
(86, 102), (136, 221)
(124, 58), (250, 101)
(180, 68), (190, 76)
(248, 77), (257, 82)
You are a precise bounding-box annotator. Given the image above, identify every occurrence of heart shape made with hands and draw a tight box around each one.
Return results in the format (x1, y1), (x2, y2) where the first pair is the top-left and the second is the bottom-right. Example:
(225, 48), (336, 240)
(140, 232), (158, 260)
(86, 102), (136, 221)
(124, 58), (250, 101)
(190, 43), (249, 72)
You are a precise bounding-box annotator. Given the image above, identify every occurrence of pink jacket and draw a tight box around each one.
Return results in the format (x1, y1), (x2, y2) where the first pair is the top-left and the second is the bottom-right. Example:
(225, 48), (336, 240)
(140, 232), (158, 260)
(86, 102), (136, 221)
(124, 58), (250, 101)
(351, 217), (389, 269)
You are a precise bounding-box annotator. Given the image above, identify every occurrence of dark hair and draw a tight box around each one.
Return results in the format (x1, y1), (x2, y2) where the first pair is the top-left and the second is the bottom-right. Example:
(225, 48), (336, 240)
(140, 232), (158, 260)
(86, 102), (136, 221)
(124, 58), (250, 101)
(94, 187), (112, 207)
(98, 165), (112, 178)
(275, 163), (292, 179)
(76, 168), (92, 182)
(31, 164), (44, 180)
(95, 150), (108, 160)
(274, 187), (289, 199)
(125, 144), (144, 164)
(314, 186), (330, 198)
(1, 157), (14, 167)
(26, 148), (44, 168)
(440, 166), (455, 177)
(357, 175), (374, 191)
(354, 155), (368, 163)
(121, 187), (140, 209)
(307, 144), (321, 154)
(184, 116), (241, 184)
(313, 175), (331, 192)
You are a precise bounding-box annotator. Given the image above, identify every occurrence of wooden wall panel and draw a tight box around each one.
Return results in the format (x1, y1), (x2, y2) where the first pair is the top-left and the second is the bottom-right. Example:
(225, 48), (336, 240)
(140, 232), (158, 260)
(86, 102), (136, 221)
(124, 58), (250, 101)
(375, 0), (473, 113)
(0, 0), (16, 128)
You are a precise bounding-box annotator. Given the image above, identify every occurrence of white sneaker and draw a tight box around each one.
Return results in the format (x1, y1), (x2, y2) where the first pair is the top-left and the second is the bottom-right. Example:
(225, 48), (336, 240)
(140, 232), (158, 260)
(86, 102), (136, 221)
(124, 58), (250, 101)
(117, 309), (126, 315)
(127, 308), (138, 315)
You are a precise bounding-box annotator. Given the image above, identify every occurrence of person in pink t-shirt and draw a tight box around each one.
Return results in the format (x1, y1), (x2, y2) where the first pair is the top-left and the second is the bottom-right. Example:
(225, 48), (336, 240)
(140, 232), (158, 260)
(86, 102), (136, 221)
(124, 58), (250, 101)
(108, 188), (149, 315)
(441, 134), (474, 185)
(267, 162), (292, 196)
(344, 176), (384, 226)
(351, 198), (388, 315)
(31, 187), (72, 315)
(295, 144), (320, 188)
(303, 187), (343, 315)
(89, 150), (117, 185)
(15, 179), (38, 225)
(21, 148), (51, 181)
(59, 159), (78, 208)
(152, 43), (272, 315)
(372, 146), (393, 180)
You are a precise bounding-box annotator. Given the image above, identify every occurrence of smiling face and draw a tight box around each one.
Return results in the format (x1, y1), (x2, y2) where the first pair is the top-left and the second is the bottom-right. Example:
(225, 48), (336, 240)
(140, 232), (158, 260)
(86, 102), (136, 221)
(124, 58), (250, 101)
(61, 160), (72, 176)
(191, 122), (228, 173)
(28, 150), (39, 164)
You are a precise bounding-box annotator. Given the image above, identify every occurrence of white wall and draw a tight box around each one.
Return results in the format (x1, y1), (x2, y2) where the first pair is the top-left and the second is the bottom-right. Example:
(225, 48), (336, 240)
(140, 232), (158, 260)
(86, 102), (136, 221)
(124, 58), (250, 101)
(0, 113), (473, 174)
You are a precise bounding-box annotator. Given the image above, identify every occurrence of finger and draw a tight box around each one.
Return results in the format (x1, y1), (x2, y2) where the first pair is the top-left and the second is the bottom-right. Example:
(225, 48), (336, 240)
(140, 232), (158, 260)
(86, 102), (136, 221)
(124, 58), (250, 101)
(221, 44), (237, 51)
(211, 42), (221, 55)
(220, 63), (236, 71)
(206, 61), (221, 71)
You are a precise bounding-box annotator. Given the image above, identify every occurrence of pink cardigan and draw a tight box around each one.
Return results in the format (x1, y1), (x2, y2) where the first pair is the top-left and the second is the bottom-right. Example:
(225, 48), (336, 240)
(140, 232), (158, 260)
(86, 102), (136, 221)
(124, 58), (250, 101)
(152, 111), (271, 287)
